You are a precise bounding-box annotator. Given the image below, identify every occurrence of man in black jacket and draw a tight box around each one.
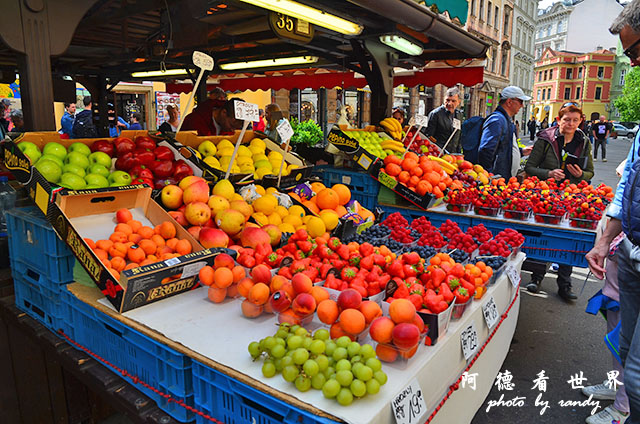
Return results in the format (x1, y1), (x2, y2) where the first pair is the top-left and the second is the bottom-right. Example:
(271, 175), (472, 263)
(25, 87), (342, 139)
(422, 87), (464, 153)
(527, 116), (537, 141)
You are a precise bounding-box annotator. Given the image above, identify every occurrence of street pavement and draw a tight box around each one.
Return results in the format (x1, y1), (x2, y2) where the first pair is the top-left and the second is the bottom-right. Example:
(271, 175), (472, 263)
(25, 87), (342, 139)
(471, 134), (634, 423)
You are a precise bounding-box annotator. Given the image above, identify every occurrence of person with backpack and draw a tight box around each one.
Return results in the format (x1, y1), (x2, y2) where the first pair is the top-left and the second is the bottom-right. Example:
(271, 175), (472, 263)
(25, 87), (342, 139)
(527, 116), (537, 141)
(423, 87), (464, 153)
(477, 86), (529, 178)
(72, 96), (97, 138)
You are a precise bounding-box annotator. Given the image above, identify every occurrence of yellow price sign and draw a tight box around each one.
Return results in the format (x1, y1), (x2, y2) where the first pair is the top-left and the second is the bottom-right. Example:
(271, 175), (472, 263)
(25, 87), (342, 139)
(378, 171), (398, 190)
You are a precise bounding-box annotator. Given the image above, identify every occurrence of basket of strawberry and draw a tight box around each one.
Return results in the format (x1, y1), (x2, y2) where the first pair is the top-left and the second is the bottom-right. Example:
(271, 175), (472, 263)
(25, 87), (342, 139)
(532, 197), (566, 225)
(502, 197), (533, 221)
(567, 199), (605, 230)
(473, 192), (502, 217)
(444, 187), (476, 213)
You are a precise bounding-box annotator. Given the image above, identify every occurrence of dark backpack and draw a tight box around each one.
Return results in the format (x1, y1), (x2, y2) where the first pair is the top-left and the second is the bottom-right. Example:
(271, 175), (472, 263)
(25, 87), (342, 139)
(72, 110), (97, 138)
(460, 116), (486, 163)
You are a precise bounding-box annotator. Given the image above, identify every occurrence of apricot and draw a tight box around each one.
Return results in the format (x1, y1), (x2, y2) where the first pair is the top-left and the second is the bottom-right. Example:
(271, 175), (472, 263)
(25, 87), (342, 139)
(159, 221), (177, 239)
(213, 267), (233, 289)
(338, 309), (366, 335)
(84, 238), (96, 249)
(95, 239), (113, 251)
(226, 283), (239, 297)
(151, 234), (166, 248)
(376, 343), (399, 362)
(248, 282), (270, 305)
(237, 277), (255, 298)
(94, 248), (109, 262)
(174, 239), (192, 255)
(128, 233), (143, 244)
(280, 281), (295, 301)
(241, 299), (263, 318)
(330, 322), (355, 341)
(231, 266), (246, 283)
(317, 299), (339, 325)
(109, 231), (128, 243)
(389, 298), (417, 324)
(138, 239), (157, 255)
(291, 273), (313, 295)
(277, 308), (302, 325)
(127, 246), (146, 264)
(359, 300), (383, 324)
(109, 242), (127, 258)
(124, 263), (139, 271)
(310, 286), (330, 304)
(114, 223), (133, 236)
(199, 266), (215, 286)
(137, 226), (155, 239)
(166, 238), (179, 250)
(208, 286), (227, 303)
(369, 316), (395, 344)
(270, 275), (288, 292)
(126, 219), (142, 232)
(110, 256), (126, 272)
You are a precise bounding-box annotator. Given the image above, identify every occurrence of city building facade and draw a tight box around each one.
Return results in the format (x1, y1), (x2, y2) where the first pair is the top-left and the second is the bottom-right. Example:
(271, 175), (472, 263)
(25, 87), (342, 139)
(609, 39), (631, 120)
(511, 0), (537, 126)
(534, 0), (573, 59)
(531, 48), (615, 123)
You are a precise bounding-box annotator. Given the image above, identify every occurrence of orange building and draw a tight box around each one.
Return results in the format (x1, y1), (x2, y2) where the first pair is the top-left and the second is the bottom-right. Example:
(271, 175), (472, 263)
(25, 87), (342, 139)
(531, 48), (615, 123)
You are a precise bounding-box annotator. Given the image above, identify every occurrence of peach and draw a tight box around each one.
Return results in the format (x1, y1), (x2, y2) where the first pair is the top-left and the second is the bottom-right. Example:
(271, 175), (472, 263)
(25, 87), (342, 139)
(369, 316), (395, 344)
(241, 299), (263, 318)
(199, 228), (229, 248)
(269, 275), (288, 293)
(214, 253), (235, 269)
(238, 227), (271, 250)
(392, 323), (420, 349)
(277, 308), (302, 325)
(187, 226), (203, 241)
(251, 264), (272, 285)
(338, 309), (366, 335)
(330, 322), (355, 340)
(291, 273), (312, 295)
(317, 299), (339, 325)
(268, 290), (292, 313)
(229, 200), (253, 221)
(376, 343), (399, 362)
(168, 211), (188, 226)
(262, 224), (282, 246)
(227, 283), (239, 297)
(291, 293), (316, 316)
(412, 314), (425, 333)
(185, 202), (211, 226)
(178, 175), (206, 191)
(183, 180), (210, 204)
(337, 288), (362, 311)
(248, 283), (270, 305)
(208, 286), (227, 303)
(310, 286), (330, 304)
(208, 195), (230, 216)
(161, 184), (183, 210)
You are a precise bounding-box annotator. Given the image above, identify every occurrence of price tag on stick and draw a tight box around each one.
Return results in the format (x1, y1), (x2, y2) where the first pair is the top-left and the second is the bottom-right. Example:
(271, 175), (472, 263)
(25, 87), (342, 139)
(438, 127), (459, 157)
(461, 321), (479, 360)
(506, 264), (521, 288)
(391, 378), (427, 424)
(401, 114), (428, 159)
(482, 296), (500, 330)
(276, 119), (294, 186)
(225, 101), (258, 179)
(175, 51), (214, 134)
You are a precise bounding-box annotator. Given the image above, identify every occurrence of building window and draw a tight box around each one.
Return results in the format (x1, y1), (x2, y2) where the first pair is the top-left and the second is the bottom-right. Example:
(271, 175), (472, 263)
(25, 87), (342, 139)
(538, 29), (543, 39)
(537, 89), (541, 100)
(495, 6), (500, 30)
(620, 69), (627, 85)
(547, 88), (551, 99)
(557, 20), (563, 32)
(504, 8), (510, 34)
(578, 67), (583, 78)
(567, 68), (573, 79)
(487, 2), (492, 24)
(546, 25), (551, 37)
(595, 86), (602, 100)
(538, 71), (542, 81)
(597, 67), (604, 78)
(501, 50), (508, 76)
(479, 0), (484, 20)
(576, 86), (581, 99)
(471, 0), (476, 14)
(549, 68), (553, 79)
(516, 28), (521, 47)
(544, 70), (548, 80)
(491, 47), (497, 73)
(564, 87), (571, 99)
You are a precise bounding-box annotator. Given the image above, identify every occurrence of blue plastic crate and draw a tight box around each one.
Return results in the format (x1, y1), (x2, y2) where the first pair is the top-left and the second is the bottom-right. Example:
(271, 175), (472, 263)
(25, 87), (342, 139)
(6, 207), (75, 283)
(11, 257), (72, 296)
(476, 219), (595, 267)
(14, 274), (65, 332)
(377, 204), (473, 231)
(192, 361), (339, 424)
(319, 167), (379, 210)
(59, 288), (195, 422)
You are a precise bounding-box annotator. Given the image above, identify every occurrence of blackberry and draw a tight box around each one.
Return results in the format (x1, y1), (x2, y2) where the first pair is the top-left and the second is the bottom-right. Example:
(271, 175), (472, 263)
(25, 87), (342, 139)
(448, 249), (469, 263)
(414, 245), (436, 259)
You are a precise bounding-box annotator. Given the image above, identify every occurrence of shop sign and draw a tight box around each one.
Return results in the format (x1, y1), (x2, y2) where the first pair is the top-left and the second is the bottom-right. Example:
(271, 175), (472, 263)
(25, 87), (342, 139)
(269, 12), (314, 43)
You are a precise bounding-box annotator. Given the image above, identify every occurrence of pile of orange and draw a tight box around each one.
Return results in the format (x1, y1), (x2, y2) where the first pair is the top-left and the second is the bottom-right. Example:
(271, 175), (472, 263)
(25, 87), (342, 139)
(198, 253), (247, 303)
(464, 262), (493, 299)
(382, 152), (457, 198)
(369, 298), (425, 362)
(85, 208), (193, 281)
(316, 297), (383, 341)
(289, 182), (375, 222)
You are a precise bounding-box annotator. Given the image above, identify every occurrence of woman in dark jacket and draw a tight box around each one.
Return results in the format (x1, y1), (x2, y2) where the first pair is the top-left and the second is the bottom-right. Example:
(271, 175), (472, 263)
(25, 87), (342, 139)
(524, 104), (594, 300)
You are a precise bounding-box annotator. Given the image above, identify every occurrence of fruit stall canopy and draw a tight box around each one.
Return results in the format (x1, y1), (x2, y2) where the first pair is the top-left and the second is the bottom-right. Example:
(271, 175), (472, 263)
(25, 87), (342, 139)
(165, 63), (484, 93)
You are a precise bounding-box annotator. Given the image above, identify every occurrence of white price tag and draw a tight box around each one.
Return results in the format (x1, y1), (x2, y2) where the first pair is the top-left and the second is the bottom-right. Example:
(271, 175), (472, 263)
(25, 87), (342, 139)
(461, 321), (479, 360)
(192, 51), (214, 71)
(415, 114), (429, 127)
(181, 261), (207, 279)
(164, 257), (181, 267)
(391, 378), (427, 424)
(276, 119), (294, 142)
(506, 264), (521, 288)
(234, 101), (259, 122)
(482, 296), (500, 330)
(452, 118), (461, 130)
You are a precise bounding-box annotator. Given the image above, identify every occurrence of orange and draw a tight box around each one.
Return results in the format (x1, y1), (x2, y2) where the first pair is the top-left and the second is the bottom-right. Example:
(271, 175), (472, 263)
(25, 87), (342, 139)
(335, 205), (348, 217)
(84, 238), (96, 249)
(138, 239), (157, 255)
(96, 239), (113, 251)
(127, 220), (142, 232)
(317, 299), (339, 325)
(208, 286), (227, 303)
(310, 182), (326, 195)
(237, 277), (255, 297)
(213, 267), (233, 289)
(303, 200), (320, 215)
(174, 239), (192, 255)
(339, 309), (366, 335)
(109, 232), (128, 243)
(110, 256), (126, 272)
(127, 246), (146, 264)
(389, 298), (416, 324)
(331, 184), (351, 206)
(315, 188), (340, 210)
(248, 282), (270, 305)
(94, 248), (109, 262)
(199, 266), (215, 286)
(137, 226), (154, 239)
(114, 223), (133, 236)
(159, 221), (177, 239)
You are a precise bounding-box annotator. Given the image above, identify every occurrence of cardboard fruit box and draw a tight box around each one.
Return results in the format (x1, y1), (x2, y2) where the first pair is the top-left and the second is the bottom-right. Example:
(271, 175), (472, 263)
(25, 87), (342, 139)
(327, 127), (378, 173)
(49, 186), (225, 312)
(368, 159), (440, 210)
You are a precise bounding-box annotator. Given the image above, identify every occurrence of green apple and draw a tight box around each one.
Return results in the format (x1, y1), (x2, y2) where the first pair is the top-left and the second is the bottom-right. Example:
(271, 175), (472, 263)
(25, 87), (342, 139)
(84, 173), (109, 188)
(42, 142), (67, 160)
(62, 163), (86, 178)
(108, 170), (132, 186)
(69, 142), (91, 156)
(64, 151), (90, 170)
(18, 141), (39, 153)
(198, 140), (217, 157)
(88, 164), (110, 178)
(37, 154), (64, 168)
(59, 172), (87, 190)
(34, 160), (62, 183)
(21, 145), (41, 164)
(88, 151), (112, 168)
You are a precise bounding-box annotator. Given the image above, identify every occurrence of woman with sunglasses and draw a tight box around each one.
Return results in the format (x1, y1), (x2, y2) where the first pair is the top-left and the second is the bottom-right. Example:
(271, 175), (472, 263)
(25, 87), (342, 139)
(524, 104), (594, 300)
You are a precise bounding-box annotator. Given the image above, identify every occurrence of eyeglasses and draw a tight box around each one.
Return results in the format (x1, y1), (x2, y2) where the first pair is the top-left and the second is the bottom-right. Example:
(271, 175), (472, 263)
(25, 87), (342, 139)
(623, 36), (640, 61)
(562, 102), (579, 108)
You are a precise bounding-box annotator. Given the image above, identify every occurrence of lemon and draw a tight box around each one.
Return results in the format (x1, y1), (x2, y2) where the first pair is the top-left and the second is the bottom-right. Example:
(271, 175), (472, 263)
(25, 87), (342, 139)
(254, 185), (266, 196)
(239, 163), (255, 173)
(249, 146), (265, 156)
(253, 194), (278, 215)
(252, 154), (268, 162)
(288, 205), (305, 219)
(254, 160), (272, 170)
(319, 209), (340, 231)
(237, 145), (252, 157)
(282, 214), (302, 228)
(268, 151), (283, 162)
(269, 160), (282, 171)
(268, 213), (282, 225)
(236, 156), (252, 165)
(276, 205), (289, 218)
(279, 223), (296, 234)
(251, 212), (269, 226)
(217, 147), (235, 158)
(219, 155), (233, 166)
(254, 168), (272, 179)
(307, 216), (327, 238)
(212, 179), (235, 200)
(203, 156), (221, 169)
(217, 139), (234, 150)
(250, 138), (266, 150)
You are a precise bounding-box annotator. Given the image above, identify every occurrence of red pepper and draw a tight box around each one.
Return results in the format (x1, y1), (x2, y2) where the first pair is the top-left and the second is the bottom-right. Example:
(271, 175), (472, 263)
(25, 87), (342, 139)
(173, 159), (194, 180)
(153, 146), (174, 161)
(149, 160), (174, 178)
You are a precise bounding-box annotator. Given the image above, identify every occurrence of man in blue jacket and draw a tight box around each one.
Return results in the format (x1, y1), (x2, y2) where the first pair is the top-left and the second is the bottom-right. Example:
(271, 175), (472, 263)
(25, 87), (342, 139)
(60, 102), (75, 138)
(586, 2), (640, 423)
(478, 86), (529, 178)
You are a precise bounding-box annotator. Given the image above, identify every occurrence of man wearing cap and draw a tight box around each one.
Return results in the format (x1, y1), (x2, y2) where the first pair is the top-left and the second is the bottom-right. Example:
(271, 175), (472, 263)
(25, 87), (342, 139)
(478, 86), (529, 178)
(423, 87), (464, 153)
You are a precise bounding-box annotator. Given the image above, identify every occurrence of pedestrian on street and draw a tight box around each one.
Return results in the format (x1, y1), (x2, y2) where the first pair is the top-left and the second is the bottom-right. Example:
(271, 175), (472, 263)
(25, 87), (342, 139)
(60, 102), (76, 139)
(528, 116), (537, 141)
(422, 87), (464, 153)
(478, 85), (529, 179)
(524, 103), (594, 300)
(541, 117), (549, 129)
(586, 3), (640, 423)
(592, 115), (611, 162)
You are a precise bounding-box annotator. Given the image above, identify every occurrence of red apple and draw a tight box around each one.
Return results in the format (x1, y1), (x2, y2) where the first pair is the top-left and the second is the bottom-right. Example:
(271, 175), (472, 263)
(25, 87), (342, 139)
(168, 211), (188, 226)
(183, 180), (210, 204)
(238, 227), (271, 250)
(161, 184), (183, 210)
(269, 290), (292, 313)
(392, 323), (420, 349)
(214, 253), (235, 269)
(199, 228), (229, 248)
(337, 288), (362, 311)
(184, 202), (211, 226)
(292, 293), (316, 316)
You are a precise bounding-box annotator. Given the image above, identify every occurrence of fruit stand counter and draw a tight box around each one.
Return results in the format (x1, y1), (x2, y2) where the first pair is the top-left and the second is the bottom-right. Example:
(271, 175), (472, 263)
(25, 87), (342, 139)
(63, 254), (525, 424)
(378, 203), (595, 268)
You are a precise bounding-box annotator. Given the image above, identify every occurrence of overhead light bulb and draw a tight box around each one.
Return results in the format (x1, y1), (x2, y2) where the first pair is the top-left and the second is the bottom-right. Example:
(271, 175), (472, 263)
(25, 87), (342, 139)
(131, 69), (189, 78)
(237, 0), (363, 35)
(220, 56), (319, 71)
(379, 35), (424, 56)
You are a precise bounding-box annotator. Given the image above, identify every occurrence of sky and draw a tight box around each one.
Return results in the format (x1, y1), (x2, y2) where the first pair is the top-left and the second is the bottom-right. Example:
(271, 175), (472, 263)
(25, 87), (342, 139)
(538, 0), (629, 9)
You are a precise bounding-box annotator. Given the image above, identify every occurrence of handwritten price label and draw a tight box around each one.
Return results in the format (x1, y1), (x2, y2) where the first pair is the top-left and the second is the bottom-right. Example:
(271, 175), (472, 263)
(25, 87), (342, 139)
(276, 119), (294, 141)
(234, 101), (259, 122)
(452, 118), (461, 130)
(392, 379), (427, 424)
(192, 51), (214, 71)
(482, 296), (499, 330)
(415, 114), (429, 127)
(506, 264), (521, 288)
(461, 321), (479, 360)
(378, 171), (398, 190)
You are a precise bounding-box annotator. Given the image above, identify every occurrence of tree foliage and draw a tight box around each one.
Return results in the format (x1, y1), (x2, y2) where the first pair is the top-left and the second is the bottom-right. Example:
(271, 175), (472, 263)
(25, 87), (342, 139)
(614, 67), (640, 121)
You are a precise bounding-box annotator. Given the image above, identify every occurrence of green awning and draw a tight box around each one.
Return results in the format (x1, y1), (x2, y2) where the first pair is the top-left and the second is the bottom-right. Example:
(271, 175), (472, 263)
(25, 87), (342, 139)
(421, 0), (468, 25)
